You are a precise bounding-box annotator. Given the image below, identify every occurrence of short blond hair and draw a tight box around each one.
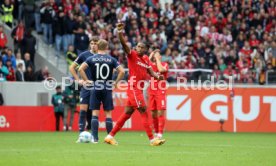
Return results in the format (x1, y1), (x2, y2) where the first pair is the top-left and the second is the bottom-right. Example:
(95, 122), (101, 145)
(97, 39), (108, 51)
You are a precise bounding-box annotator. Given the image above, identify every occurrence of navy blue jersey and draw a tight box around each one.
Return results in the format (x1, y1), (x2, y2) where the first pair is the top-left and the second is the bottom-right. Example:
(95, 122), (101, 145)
(74, 50), (94, 80)
(85, 54), (120, 88)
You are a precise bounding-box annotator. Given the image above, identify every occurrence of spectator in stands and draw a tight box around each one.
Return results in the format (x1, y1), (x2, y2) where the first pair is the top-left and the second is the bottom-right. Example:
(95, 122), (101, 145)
(24, 52), (34, 70)
(79, 0), (89, 16)
(34, 0), (43, 34)
(218, 58), (227, 72)
(162, 48), (173, 64)
(2, 48), (16, 69)
(73, 15), (86, 34)
(24, 65), (35, 82)
(64, 12), (75, 47)
(17, 0), (24, 21)
(23, 0), (35, 29)
(53, 5), (67, 55)
(63, 0), (73, 15)
(51, 85), (64, 131)
(40, 0), (56, 45)
(223, 65), (237, 83)
(66, 45), (77, 65)
(161, 3), (174, 20)
(21, 29), (36, 63)
(74, 27), (89, 54)
(11, 20), (25, 53)
(1, 0), (273, 84)
(1, 0), (14, 27)
(212, 64), (221, 81)
(5, 59), (15, 81)
(0, 25), (8, 49)
(15, 63), (24, 81)
(15, 52), (25, 72)
(0, 58), (9, 81)
(34, 66), (50, 81)
(205, 47), (217, 69)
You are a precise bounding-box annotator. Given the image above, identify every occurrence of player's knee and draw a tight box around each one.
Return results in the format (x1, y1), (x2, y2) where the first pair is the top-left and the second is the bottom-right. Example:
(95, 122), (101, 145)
(158, 110), (164, 117)
(80, 104), (88, 111)
(125, 106), (134, 115)
(151, 111), (158, 118)
(104, 110), (112, 118)
(138, 107), (146, 113)
(92, 110), (100, 116)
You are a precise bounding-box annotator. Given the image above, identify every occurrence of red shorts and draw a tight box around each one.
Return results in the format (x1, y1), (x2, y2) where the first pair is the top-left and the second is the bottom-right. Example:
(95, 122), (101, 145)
(126, 88), (146, 109)
(148, 94), (166, 111)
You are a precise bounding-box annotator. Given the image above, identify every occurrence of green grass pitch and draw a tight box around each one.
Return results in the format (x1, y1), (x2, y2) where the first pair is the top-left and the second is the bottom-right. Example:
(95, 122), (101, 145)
(0, 132), (276, 166)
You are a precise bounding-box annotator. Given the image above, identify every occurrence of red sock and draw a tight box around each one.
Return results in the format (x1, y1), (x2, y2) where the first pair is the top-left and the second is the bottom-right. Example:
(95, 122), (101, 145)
(140, 112), (154, 140)
(110, 113), (131, 137)
(152, 117), (159, 134)
(158, 115), (165, 135)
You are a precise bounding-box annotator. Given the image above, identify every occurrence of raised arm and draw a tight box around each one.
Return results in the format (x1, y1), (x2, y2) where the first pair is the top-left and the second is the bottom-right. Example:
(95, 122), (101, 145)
(155, 52), (168, 73)
(117, 23), (131, 55)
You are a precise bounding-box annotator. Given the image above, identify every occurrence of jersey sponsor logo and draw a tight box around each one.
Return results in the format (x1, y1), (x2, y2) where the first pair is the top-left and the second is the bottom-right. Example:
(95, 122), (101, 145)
(137, 61), (149, 68)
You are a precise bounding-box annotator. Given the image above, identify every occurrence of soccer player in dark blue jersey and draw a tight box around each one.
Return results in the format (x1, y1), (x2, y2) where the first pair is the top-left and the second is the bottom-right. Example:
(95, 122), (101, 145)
(78, 39), (125, 143)
(69, 36), (99, 142)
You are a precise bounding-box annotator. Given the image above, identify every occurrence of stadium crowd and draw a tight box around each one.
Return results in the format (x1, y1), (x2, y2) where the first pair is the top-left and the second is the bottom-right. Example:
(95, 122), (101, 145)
(0, 0), (276, 84)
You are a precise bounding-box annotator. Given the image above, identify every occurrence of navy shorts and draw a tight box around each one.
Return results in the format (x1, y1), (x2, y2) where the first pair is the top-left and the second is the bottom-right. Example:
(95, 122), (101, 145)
(80, 88), (90, 105)
(89, 89), (114, 111)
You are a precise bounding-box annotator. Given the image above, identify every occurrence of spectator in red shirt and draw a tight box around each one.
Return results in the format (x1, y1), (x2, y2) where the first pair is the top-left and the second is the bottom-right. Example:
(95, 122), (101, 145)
(249, 34), (260, 48)
(240, 41), (253, 65)
(0, 25), (7, 49)
(11, 20), (25, 54)
(5, 59), (15, 81)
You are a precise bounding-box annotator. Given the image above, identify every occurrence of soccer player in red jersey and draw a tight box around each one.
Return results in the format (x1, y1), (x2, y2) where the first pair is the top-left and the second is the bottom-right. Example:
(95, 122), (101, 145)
(104, 23), (165, 146)
(148, 51), (169, 139)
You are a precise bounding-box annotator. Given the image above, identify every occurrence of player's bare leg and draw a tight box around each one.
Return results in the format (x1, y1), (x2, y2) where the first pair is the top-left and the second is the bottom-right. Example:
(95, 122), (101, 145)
(104, 106), (134, 145)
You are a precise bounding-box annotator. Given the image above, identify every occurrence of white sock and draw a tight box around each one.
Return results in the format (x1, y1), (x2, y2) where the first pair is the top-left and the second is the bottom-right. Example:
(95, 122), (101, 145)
(107, 134), (113, 139)
(157, 133), (163, 138)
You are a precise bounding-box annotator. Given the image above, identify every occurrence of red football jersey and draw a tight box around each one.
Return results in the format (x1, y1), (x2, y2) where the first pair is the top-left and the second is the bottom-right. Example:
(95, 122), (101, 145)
(127, 50), (151, 87)
(148, 62), (168, 95)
